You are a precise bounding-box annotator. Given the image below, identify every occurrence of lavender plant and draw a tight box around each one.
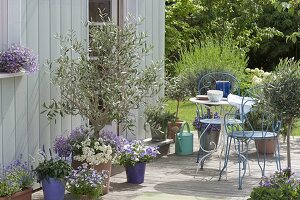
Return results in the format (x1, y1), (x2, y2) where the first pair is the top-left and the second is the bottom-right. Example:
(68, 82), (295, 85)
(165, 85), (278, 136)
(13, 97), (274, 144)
(119, 140), (159, 166)
(0, 44), (39, 73)
(53, 135), (72, 159)
(34, 147), (71, 183)
(66, 163), (108, 199)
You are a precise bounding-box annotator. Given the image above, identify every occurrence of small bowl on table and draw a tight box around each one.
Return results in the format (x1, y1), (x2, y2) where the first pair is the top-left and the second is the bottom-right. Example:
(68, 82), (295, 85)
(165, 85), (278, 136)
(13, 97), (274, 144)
(207, 90), (223, 102)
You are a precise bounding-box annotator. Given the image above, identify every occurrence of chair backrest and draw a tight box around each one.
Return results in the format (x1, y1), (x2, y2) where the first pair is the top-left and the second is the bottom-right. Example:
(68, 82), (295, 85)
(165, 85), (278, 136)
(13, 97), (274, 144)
(230, 86), (282, 136)
(198, 72), (240, 96)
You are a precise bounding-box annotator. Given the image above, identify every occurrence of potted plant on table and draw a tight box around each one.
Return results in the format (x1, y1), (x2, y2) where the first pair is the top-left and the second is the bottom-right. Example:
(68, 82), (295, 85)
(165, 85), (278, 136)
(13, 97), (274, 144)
(0, 158), (34, 200)
(34, 148), (71, 200)
(66, 163), (108, 200)
(119, 140), (159, 184)
(165, 75), (191, 140)
(144, 101), (176, 142)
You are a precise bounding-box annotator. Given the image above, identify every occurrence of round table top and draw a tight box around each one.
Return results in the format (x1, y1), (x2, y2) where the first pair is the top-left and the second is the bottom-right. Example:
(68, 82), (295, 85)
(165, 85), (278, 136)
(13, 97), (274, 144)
(189, 97), (230, 106)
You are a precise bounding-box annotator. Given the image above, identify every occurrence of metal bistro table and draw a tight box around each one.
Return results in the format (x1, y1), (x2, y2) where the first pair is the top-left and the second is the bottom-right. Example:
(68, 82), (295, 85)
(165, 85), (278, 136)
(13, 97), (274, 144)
(189, 97), (239, 175)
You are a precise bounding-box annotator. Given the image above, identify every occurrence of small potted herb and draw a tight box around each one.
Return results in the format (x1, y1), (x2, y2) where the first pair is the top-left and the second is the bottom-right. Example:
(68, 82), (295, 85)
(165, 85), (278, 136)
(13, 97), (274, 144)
(144, 101), (176, 141)
(34, 148), (71, 200)
(165, 75), (191, 140)
(66, 163), (108, 200)
(119, 140), (159, 184)
(0, 157), (34, 200)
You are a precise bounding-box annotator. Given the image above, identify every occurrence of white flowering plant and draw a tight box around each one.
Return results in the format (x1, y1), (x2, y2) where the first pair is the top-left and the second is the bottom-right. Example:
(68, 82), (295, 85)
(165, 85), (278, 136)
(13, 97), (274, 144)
(66, 126), (128, 165)
(72, 136), (113, 165)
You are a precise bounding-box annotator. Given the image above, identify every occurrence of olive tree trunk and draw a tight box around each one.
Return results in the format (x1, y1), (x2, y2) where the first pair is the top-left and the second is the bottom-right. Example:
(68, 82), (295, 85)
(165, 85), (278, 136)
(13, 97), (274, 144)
(287, 118), (293, 169)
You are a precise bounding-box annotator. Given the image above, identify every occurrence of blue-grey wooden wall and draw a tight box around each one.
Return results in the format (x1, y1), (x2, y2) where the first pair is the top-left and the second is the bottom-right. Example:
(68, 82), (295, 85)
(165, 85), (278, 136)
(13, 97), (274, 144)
(122, 0), (165, 140)
(0, 0), (87, 165)
(0, 0), (165, 165)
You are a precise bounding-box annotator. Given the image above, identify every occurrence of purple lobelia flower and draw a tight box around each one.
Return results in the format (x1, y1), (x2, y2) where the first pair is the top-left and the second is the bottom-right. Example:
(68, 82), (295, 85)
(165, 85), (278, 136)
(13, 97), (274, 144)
(0, 44), (39, 73)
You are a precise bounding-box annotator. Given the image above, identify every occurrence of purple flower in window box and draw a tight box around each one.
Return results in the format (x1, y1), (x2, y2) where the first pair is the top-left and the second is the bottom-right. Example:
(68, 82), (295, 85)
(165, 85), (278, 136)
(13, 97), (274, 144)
(0, 44), (39, 73)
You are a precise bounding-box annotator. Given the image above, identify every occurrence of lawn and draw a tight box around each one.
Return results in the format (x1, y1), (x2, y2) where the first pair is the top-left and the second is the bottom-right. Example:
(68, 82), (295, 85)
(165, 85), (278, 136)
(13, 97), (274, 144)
(166, 100), (300, 136)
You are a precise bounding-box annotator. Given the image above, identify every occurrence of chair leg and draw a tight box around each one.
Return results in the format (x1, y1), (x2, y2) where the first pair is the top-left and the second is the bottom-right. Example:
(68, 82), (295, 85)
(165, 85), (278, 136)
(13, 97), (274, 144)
(219, 136), (232, 181)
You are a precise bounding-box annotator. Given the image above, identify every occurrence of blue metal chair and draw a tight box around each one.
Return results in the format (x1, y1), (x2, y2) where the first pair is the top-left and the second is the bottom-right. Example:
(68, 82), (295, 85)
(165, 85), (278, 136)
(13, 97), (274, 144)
(218, 90), (282, 190)
(195, 72), (241, 168)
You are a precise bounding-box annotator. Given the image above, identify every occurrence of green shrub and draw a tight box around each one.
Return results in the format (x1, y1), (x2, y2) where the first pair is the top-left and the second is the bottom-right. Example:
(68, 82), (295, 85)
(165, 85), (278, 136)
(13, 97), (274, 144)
(176, 38), (248, 95)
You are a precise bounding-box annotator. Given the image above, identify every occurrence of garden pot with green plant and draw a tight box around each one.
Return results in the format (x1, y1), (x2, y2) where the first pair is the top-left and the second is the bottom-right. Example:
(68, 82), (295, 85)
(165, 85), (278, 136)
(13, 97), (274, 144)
(119, 140), (159, 184)
(34, 148), (71, 200)
(144, 102), (176, 142)
(165, 75), (191, 140)
(0, 157), (34, 200)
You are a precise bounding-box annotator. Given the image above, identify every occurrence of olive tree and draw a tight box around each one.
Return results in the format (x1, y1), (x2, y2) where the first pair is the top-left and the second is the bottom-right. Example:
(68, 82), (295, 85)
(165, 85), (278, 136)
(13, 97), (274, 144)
(43, 14), (162, 135)
(263, 58), (300, 169)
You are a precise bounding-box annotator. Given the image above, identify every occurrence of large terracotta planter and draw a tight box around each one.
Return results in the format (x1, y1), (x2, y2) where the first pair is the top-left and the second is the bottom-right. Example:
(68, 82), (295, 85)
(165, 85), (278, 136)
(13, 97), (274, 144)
(167, 120), (185, 141)
(255, 138), (277, 154)
(0, 188), (32, 200)
(72, 160), (112, 195)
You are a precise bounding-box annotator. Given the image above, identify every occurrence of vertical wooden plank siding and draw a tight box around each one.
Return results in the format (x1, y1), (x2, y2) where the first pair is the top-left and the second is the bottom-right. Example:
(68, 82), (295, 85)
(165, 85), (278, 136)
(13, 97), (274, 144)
(71, 0), (87, 129)
(122, 0), (165, 139)
(27, 0), (40, 162)
(38, 0), (51, 152)
(0, 0), (8, 165)
(49, 0), (62, 145)
(16, 0), (28, 160)
(60, 0), (72, 135)
(0, 0), (87, 165)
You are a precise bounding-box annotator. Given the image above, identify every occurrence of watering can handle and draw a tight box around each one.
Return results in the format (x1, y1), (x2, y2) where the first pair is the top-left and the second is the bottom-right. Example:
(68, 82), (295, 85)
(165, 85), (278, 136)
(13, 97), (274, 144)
(179, 122), (190, 137)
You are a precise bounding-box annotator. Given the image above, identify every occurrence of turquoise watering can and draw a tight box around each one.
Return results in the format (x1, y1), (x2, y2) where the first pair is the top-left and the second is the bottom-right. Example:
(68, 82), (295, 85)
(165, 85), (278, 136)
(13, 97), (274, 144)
(175, 122), (193, 155)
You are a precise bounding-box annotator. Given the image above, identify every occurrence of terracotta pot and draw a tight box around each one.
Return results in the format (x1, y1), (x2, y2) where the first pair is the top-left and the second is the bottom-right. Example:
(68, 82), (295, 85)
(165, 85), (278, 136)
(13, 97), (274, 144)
(0, 188), (32, 200)
(255, 138), (277, 154)
(93, 161), (112, 195)
(72, 160), (112, 195)
(167, 120), (185, 141)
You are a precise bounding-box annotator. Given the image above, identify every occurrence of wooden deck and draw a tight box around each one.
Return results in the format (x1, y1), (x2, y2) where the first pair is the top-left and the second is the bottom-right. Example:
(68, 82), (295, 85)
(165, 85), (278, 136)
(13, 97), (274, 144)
(32, 134), (300, 200)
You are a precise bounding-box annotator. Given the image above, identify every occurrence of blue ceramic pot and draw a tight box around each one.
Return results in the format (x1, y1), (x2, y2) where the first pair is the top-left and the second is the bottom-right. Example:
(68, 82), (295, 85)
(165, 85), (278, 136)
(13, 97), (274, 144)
(125, 162), (146, 184)
(42, 178), (65, 200)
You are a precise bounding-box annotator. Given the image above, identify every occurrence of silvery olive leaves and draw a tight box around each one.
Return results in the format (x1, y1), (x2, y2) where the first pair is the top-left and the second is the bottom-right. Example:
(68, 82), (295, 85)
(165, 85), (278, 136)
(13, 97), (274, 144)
(42, 13), (163, 134)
